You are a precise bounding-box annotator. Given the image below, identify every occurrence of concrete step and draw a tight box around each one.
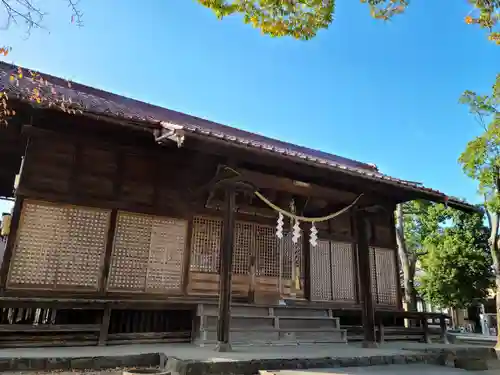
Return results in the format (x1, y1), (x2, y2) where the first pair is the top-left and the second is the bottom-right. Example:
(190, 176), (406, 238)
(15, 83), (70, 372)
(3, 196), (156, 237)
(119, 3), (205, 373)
(202, 315), (275, 330)
(197, 303), (335, 319)
(195, 327), (347, 346)
(200, 315), (340, 330)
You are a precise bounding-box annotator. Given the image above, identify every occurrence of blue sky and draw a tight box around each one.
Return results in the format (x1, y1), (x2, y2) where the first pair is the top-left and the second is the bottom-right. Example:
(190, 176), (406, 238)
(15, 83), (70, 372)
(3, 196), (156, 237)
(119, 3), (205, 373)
(0, 0), (498, 213)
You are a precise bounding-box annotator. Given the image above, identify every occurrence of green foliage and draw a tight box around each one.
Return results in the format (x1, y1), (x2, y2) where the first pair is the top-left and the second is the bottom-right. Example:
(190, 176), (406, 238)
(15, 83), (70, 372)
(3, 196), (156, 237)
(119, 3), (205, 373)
(459, 75), (500, 213)
(197, 0), (499, 42)
(418, 207), (493, 309)
(400, 200), (447, 256)
(396, 200), (448, 307)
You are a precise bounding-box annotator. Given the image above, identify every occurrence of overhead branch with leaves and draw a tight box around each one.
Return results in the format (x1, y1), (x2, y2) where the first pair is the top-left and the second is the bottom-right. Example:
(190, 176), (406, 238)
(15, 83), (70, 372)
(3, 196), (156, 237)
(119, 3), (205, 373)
(198, 0), (500, 43)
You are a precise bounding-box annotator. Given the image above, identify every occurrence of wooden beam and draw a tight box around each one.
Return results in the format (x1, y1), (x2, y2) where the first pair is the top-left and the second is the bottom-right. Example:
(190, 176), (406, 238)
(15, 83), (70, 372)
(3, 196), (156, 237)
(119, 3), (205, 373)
(354, 208), (376, 347)
(237, 168), (357, 203)
(215, 187), (236, 352)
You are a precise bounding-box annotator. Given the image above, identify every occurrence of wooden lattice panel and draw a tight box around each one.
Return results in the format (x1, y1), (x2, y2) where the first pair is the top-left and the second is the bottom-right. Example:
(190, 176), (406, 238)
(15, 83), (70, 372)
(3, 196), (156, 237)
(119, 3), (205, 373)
(108, 212), (187, 293)
(146, 217), (187, 292)
(255, 224), (278, 277)
(310, 239), (333, 301)
(190, 216), (222, 273)
(108, 212), (151, 291)
(8, 200), (109, 290)
(373, 247), (398, 306)
(331, 241), (356, 301)
(58, 205), (109, 288)
(281, 233), (304, 282)
(282, 234), (293, 280)
(233, 222), (253, 275)
(369, 247), (377, 300)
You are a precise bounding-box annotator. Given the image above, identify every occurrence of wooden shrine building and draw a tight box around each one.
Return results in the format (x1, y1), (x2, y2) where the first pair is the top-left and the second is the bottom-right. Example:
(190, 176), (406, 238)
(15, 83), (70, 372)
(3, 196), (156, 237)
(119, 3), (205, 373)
(0, 62), (474, 348)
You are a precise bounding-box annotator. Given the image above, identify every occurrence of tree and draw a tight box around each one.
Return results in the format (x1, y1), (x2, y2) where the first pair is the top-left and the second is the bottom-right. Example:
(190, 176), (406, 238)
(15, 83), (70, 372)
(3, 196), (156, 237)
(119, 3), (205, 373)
(418, 207), (493, 309)
(395, 200), (448, 312)
(459, 74), (500, 342)
(0, 0), (83, 56)
(198, 0), (500, 43)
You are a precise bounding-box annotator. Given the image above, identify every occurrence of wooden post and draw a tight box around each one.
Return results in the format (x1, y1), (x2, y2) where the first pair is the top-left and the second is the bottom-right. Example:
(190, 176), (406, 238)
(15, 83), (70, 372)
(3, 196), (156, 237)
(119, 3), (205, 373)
(182, 217), (194, 295)
(422, 315), (431, 344)
(389, 209), (404, 310)
(0, 196), (23, 291)
(100, 209), (118, 293)
(98, 306), (111, 346)
(302, 222), (311, 301)
(354, 208), (377, 347)
(215, 186), (236, 352)
(376, 317), (385, 344)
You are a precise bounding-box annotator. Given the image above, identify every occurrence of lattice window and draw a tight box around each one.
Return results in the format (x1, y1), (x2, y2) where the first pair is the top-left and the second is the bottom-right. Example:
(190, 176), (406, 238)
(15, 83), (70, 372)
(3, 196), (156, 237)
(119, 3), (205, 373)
(146, 217), (186, 292)
(372, 247), (398, 306)
(255, 224), (278, 277)
(310, 239), (333, 301)
(331, 241), (356, 302)
(108, 212), (151, 291)
(190, 216), (222, 273)
(281, 233), (304, 282)
(108, 212), (187, 293)
(370, 247), (377, 300)
(282, 234), (293, 280)
(8, 200), (109, 290)
(233, 222), (253, 275)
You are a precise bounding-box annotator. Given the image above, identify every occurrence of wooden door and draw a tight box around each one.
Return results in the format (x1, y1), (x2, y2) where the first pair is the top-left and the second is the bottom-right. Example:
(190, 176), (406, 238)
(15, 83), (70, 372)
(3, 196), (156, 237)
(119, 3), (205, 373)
(310, 239), (356, 302)
(231, 221), (253, 297)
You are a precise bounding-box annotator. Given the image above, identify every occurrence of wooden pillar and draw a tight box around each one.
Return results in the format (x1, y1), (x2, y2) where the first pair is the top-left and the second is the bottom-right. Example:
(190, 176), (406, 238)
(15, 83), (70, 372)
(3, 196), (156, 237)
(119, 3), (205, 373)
(354, 208), (377, 347)
(421, 315), (431, 344)
(389, 209), (404, 310)
(376, 317), (385, 344)
(302, 222), (311, 300)
(98, 306), (111, 346)
(215, 186), (236, 352)
(100, 209), (118, 293)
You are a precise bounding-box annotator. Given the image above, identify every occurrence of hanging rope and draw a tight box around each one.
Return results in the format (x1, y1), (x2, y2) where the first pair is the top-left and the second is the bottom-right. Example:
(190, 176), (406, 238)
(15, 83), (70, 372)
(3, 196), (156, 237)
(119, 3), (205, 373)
(223, 166), (363, 223)
(254, 191), (363, 223)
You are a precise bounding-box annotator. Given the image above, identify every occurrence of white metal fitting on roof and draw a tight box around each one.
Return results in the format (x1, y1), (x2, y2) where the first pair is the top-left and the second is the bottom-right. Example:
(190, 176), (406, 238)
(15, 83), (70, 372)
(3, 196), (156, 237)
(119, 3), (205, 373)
(155, 121), (185, 147)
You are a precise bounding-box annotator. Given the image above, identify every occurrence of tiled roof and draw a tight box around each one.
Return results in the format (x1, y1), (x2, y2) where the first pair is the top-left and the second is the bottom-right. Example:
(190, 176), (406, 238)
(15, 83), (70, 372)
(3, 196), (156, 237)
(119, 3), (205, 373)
(0, 61), (473, 211)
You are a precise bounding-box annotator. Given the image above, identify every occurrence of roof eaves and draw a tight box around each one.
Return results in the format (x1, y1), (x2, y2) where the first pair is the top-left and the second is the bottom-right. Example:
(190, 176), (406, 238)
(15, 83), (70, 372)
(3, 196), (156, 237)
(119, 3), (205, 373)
(181, 124), (476, 211)
(1, 65), (475, 212)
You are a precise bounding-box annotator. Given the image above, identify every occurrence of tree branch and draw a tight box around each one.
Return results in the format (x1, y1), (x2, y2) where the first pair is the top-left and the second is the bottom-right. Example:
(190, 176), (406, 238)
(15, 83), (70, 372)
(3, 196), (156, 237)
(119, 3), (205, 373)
(0, 0), (83, 35)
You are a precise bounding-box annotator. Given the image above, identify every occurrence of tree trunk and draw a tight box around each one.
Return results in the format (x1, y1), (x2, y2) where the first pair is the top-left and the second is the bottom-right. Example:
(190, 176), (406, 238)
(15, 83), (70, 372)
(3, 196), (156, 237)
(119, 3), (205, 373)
(396, 204), (417, 312)
(486, 208), (500, 347)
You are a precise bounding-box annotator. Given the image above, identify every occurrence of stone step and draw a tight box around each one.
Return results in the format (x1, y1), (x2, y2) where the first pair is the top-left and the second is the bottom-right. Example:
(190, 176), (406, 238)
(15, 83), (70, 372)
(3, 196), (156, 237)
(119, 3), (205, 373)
(194, 327), (347, 346)
(200, 315), (340, 330)
(196, 303), (335, 319)
(201, 315), (275, 330)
